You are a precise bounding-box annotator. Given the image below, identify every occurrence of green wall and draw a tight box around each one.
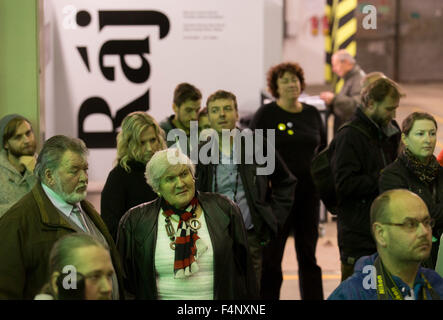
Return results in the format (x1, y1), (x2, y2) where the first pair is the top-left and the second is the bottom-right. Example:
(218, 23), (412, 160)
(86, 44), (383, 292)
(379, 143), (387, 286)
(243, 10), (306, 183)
(0, 0), (40, 140)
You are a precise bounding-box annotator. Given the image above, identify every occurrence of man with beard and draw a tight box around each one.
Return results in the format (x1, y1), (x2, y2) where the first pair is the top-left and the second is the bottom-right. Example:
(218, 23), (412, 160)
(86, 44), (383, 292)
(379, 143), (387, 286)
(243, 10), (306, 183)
(330, 77), (402, 281)
(329, 189), (443, 300)
(160, 82), (202, 153)
(0, 135), (124, 300)
(101, 112), (167, 240)
(0, 114), (38, 217)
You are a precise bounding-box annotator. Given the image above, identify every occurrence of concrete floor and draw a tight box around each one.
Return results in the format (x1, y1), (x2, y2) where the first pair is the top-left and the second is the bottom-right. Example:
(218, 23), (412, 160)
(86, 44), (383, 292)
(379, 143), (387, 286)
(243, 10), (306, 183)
(280, 217), (341, 300)
(279, 82), (443, 300)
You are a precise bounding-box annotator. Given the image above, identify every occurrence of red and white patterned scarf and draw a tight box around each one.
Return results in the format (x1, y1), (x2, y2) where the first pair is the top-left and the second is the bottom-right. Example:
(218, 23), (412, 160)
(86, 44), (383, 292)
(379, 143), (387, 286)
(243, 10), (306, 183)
(161, 196), (208, 278)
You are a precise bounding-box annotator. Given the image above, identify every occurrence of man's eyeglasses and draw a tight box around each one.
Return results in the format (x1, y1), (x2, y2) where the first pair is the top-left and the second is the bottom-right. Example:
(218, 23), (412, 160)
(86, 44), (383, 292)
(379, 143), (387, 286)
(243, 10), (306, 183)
(381, 217), (435, 232)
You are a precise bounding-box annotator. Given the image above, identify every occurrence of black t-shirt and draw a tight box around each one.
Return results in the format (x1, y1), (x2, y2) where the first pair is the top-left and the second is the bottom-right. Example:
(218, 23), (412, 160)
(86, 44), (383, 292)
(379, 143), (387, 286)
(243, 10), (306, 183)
(250, 101), (326, 182)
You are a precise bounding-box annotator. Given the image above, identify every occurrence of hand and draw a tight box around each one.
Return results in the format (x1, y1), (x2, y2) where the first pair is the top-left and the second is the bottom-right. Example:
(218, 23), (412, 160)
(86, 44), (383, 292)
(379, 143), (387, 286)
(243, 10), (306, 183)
(320, 91), (335, 105)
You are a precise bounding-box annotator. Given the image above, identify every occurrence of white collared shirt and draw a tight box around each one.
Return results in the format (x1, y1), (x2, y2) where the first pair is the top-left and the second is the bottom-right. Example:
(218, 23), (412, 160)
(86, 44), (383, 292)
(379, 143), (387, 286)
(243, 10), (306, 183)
(41, 183), (86, 231)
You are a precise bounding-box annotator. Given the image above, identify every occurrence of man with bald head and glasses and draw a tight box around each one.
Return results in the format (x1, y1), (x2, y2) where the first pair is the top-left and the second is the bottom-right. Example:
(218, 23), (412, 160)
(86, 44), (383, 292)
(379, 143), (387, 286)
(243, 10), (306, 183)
(329, 189), (443, 300)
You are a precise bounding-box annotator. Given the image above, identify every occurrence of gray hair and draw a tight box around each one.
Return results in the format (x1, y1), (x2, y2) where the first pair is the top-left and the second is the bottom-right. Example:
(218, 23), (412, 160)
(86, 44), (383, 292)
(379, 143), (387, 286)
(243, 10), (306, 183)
(145, 148), (195, 193)
(34, 135), (88, 181)
(333, 49), (356, 64)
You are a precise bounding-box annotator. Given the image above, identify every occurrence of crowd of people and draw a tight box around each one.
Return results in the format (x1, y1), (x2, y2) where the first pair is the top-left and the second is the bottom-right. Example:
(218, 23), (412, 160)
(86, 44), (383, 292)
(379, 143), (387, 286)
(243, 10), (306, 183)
(1, 51), (443, 300)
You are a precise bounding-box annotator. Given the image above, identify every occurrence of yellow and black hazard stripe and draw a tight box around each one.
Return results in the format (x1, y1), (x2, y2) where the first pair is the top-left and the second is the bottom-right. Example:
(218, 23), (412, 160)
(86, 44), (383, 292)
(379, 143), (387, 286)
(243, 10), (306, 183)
(325, 0), (357, 93)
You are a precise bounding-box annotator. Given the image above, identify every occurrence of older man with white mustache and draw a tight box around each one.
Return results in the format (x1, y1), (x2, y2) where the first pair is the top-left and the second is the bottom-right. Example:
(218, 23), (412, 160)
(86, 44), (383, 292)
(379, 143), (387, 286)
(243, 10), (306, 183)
(0, 135), (124, 300)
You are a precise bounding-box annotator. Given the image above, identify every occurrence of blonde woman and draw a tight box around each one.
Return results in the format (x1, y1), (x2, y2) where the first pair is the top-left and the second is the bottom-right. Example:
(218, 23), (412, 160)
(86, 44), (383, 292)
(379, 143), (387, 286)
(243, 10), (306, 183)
(101, 112), (166, 240)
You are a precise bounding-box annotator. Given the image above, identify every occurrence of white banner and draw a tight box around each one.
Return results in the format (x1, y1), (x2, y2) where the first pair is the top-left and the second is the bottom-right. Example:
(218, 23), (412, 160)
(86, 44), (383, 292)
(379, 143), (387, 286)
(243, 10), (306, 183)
(43, 0), (282, 185)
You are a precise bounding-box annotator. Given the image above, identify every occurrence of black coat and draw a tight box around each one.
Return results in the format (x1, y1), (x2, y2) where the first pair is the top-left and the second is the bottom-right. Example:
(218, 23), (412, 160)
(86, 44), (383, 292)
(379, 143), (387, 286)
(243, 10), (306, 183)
(330, 107), (401, 260)
(101, 161), (158, 241)
(379, 157), (443, 233)
(195, 132), (297, 243)
(116, 192), (259, 300)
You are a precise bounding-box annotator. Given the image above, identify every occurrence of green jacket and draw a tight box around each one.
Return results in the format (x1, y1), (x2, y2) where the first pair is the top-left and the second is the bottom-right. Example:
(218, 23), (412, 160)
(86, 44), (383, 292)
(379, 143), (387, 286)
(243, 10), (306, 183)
(0, 183), (124, 299)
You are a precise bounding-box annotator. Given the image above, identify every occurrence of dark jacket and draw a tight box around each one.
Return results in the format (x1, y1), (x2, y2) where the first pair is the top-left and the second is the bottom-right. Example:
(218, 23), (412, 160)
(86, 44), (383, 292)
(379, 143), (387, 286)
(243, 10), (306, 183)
(379, 156), (443, 233)
(328, 253), (443, 300)
(330, 107), (400, 260)
(195, 132), (297, 243)
(0, 183), (124, 300)
(116, 192), (259, 299)
(159, 115), (180, 148)
(101, 161), (158, 241)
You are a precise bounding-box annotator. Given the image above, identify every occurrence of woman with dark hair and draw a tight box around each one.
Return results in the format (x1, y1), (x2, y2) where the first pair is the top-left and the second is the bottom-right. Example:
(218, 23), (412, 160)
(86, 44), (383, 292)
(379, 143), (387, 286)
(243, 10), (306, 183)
(116, 149), (258, 300)
(101, 112), (167, 241)
(380, 112), (443, 268)
(249, 62), (326, 300)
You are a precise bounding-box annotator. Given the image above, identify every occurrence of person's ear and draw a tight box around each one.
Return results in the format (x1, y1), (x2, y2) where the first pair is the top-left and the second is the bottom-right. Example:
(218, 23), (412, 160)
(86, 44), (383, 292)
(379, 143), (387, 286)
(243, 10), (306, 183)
(373, 223), (387, 248)
(365, 97), (380, 117)
(366, 98), (375, 111)
(45, 169), (56, 186)
(51, 271), (60, 296)
(173, 103), (180, 116)
(401, 133), (408, 148)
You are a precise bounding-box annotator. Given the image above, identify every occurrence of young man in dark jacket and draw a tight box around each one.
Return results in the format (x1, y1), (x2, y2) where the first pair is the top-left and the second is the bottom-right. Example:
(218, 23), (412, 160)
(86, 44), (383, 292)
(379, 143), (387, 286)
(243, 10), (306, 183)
(330, 77), (402, 281)
(159, 82), (202, 150)
(195, 90), (297, 290)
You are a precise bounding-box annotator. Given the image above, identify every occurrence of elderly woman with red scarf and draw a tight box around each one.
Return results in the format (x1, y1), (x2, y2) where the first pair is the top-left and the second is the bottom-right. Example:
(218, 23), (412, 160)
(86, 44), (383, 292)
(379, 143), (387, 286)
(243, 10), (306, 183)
(116, 148), (258, 299)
